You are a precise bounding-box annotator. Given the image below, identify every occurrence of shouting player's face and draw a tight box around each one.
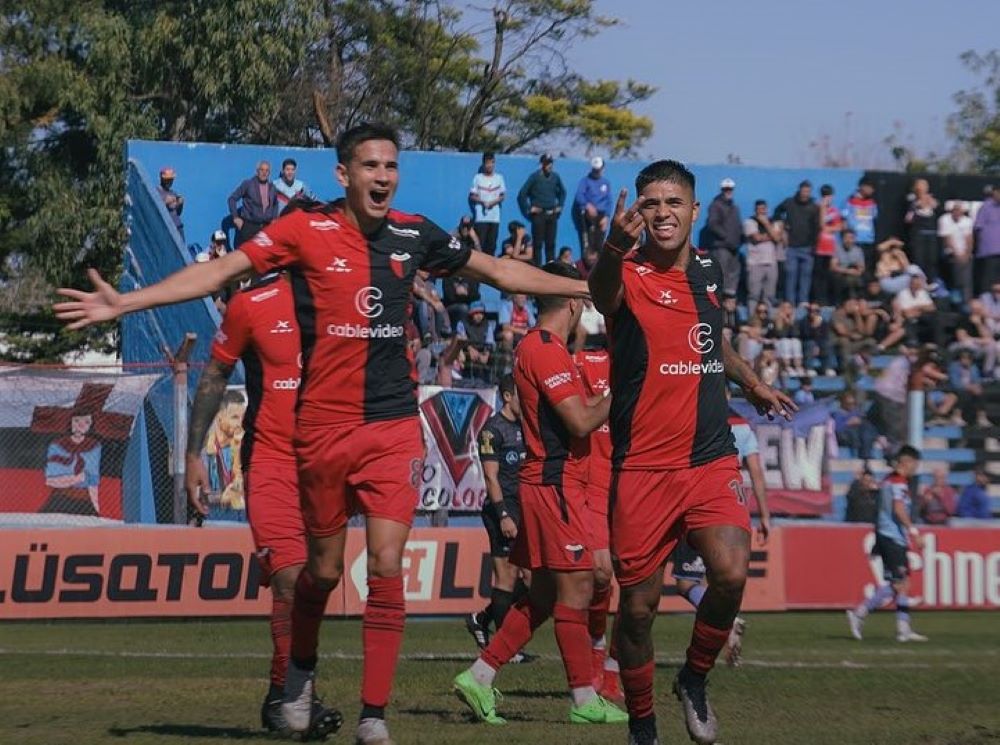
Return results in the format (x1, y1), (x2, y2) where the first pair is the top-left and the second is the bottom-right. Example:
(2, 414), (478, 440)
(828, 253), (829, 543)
(637, 180), (699, 253)
(337, 138), (399, 228)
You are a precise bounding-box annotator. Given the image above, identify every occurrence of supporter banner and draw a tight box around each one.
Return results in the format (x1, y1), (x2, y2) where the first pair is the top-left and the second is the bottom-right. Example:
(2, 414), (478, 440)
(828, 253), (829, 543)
(0, 372), (160, 522)
(730, 399), (834, 516)
(416, 386), (497, 512)
(783, 524), (1000, 610)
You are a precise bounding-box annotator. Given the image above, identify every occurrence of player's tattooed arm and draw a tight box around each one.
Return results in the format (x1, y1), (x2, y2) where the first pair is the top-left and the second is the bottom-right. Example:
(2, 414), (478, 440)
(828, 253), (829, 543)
(721, 337), (796, 421)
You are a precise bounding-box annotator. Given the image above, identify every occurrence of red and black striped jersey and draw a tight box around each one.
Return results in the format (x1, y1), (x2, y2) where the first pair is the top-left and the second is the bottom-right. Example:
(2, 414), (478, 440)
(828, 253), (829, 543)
(210, 273), (299, 466)
(514, 329), (590, 486)
(607, 251), (736, 470)
(241, 201), (472, 426)
(573, 348), (612, 486)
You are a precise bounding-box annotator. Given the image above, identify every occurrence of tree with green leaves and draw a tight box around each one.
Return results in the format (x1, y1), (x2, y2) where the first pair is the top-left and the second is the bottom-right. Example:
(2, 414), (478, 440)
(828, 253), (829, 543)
(948, 49), (1000, 175)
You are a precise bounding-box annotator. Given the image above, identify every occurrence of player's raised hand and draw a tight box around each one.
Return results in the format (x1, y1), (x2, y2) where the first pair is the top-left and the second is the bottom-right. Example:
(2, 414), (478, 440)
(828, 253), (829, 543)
(606, 188), (644, 254)
(746, 382), (797, 421)
(53, 268), (123, 329)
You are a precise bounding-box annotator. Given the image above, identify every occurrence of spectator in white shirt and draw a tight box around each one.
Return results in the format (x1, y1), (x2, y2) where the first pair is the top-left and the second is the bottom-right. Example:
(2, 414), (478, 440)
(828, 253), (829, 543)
(469, 152), (506, 256)
(938, 201), (974, 303)
(894, 270), (941, 347)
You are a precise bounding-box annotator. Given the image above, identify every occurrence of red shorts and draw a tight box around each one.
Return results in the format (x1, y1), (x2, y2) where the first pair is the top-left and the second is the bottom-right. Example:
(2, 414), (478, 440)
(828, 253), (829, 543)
(244, 460), (307, 585)
(610, 455), (750, 587)
(586, 476), (611, 552)
(294, 417), (424, 537)
(511, 481), (594, 572)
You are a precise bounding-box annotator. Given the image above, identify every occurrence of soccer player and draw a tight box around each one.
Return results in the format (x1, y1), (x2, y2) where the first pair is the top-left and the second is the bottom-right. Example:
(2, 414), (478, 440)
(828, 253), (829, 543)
(466, 374), (531, 652)
(453, 262), (627, 726)
(54, 122), (589, 745)
(671, 399), (773, 668)
(588, 160), (795, 745)
(185, 270), (342, 738)
(847, 445), (928, 643)
(572, 343), (622, 701)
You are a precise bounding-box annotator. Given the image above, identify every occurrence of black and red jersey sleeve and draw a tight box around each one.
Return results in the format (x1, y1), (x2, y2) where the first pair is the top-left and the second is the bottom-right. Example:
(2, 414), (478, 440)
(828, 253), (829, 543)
(419, 217), (472, 277)
(523, 342), (582, 408)
(210, 293), (251, 365)
(239, 211), (303, 274)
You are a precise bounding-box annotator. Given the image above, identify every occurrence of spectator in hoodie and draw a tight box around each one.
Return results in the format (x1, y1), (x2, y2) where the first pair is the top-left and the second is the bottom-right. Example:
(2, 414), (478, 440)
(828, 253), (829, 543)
(773, 180), (820, 306)
(707, 177), (743, 296)
(573, 156), (612, 254)
(843, 176), (879, 273)
(974, 184), (1000, 293)
(956, 467), (992, 519)
(273, 158), (312, 214)
(938, 200), (974, 303)
(814, 184), (843, 306)
(904, 178), (940, 280)
(517, 153), (566, 264)
(228, 161), (279, 246)
(744, 199), (780, 305)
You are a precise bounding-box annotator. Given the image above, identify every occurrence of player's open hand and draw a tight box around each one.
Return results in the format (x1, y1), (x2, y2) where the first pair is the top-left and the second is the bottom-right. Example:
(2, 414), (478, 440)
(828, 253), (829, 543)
(756, 515), (771, 546)
(606, 188), (644, 254)
(185, 454), (211, 518)
(746, 382), (797, 421)
(500, 515), (518, 540)
(53, 268), (123, 329)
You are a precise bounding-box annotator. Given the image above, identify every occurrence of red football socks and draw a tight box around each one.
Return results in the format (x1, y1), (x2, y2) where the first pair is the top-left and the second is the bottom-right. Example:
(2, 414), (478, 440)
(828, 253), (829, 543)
(588, 583), (612, 640)
(481, 597), (549, 670)
(290, 568), (332, 665)
(361, 574), (406, 709)
(270, 595), (293, 686)
(685, 617), (731, 675)
(553, 603), (592, 689)
(620, 660), (655, 719)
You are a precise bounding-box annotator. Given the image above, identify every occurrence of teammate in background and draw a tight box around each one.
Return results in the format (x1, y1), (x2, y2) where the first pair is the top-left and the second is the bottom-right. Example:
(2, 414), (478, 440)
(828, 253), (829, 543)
(572, 343), (622, 702)
(847, 445), (929, 643)
(185, 270), (342, 739)
(54, 122), (589, 745)
(671, 396), (773, 668)
(453, 262), (627, 726)
(588, 160), (795, 745)
(466, 374), (532, 656)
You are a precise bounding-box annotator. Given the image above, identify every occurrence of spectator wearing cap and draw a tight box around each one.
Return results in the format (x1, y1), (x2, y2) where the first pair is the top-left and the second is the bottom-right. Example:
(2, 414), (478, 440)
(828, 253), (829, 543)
(469, 152), (506, 256)
(743, 199), (780, 305)
(209, 230), (229, 260)
(904, 178), (940, 280)
(938, 200), (974, 303)
(814, 184), (843, 306)
(974, 184), (1000, 293)
(843, 176), (879, 274)
(442, 268), (481, 328)
(517, 153), (566, 265)
(573, 156), (612, 255)
(844, 466), (880, 522)
(773, 180), (820, 306)
(158, 167), (184, 240)
(273, 158), (312, 214)
(456, 301), (496, 381)
(228, 161), (279, 246)
(875, 237), (912, 296)
(501, 220), (533, 263)
(707, 177), (743, 297)
(956, 467), (992, 519)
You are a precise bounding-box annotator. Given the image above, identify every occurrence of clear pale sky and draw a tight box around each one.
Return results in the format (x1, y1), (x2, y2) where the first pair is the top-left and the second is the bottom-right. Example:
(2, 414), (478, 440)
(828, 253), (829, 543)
(566, 0), (999, 167)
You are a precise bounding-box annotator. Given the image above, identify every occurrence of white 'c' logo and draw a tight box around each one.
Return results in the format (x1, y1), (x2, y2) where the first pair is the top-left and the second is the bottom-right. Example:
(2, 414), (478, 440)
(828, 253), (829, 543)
(687, 323), (714, 354)
(354, 286), (384, 318)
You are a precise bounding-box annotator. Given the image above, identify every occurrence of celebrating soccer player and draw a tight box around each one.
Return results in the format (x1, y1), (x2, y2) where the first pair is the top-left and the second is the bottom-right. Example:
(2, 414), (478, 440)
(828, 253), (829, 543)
(846, 445), (929, 643)
(453, 262), (627, 726)
(587, 160), (795, 745)
(185, 269), (342, 738)
(54, 122), (589, 745)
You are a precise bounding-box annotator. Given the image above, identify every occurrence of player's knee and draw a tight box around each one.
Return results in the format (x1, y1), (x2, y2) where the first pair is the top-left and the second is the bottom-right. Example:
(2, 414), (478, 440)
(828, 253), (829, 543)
(270, 566), (302, 602)
(593, 564), (613, 591)
(708, 562), (747, 597)
(619, 592), (657, 635)
(367, 545), (404, 578)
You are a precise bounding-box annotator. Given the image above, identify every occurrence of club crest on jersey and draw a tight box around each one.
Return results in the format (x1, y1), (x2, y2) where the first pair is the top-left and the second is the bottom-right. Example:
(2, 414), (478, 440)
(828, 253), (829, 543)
(705, 282), (720, 308)
(390, 251), (411, 279)
(565, 544), (585, 562)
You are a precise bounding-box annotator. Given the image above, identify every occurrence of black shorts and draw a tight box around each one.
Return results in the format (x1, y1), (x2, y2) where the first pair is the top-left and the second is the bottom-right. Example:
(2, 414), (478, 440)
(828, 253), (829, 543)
(874, 534), (909, 582)
(670, 537), (706, 582)
(482, 498), (521, 558)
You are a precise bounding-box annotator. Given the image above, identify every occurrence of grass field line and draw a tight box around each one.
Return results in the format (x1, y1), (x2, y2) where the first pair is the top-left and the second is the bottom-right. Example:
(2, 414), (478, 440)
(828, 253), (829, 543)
(0, 647), (985, 670)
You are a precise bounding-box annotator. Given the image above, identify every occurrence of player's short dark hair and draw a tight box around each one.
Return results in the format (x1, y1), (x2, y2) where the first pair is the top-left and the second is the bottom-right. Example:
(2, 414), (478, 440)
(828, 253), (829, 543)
(535, 261), (581, 314)
(895, 444), (922, 462)
(498, 374), (515, 398)
(336, 122), (400, 164)
(281, 158), (297, 169)
(635, 160), (695, 198)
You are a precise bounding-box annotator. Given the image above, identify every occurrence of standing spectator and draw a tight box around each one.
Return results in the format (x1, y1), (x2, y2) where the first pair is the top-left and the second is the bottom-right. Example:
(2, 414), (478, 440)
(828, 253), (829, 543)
(273, 158), (311, 214)
(773, 180), (820, 306)
(573, 156), (612, 254)
(974, 184), (1000, 293)
(833, 390), (880, 460)
(918, 466), (956, 525)
(158, 167), (184, 240)
(956, 467), (992, 518)
(469, 152), (506, 256)
(843, 176), (879, 274)
(814, 184), (843, 306)
(517, 153), (566, 265)
(498, 293), (536, 349)
(706, 177), (743, 296)
(938, 201), (974, 303)
(904, 178), (940, 279)
(442, 271), (481, 329)
(844, 466), (880, 522)
(793, 376), (814, 405)
(501, 221), (533, 263)
(799, 302), (836, 375)
(948, 348), (987, 426)
(743, 200), (780, 305)
(831, 229), (866, 301)
(228, 161), (279, 246)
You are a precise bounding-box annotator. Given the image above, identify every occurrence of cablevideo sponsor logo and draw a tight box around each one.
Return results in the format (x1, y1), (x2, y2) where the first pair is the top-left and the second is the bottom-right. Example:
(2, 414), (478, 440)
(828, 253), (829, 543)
(327, 322), (404, 339)
(658, 359), (724, 376)
(271, 378), (300, 390)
